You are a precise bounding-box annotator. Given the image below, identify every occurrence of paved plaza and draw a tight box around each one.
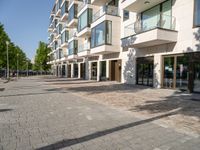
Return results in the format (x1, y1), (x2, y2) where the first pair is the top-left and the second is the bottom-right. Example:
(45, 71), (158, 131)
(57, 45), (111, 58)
(0, 77), (200, 150)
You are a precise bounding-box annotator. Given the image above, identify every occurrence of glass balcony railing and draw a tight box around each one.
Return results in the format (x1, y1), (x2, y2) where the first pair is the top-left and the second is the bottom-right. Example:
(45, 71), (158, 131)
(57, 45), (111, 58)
(78, 43), (90, 52)
(92, 5), (119, 22)
(69, 29), (77, 39)
(124, 14), (176, 37)
(68, 48), (78, 55)
(78, 0), (91, 12)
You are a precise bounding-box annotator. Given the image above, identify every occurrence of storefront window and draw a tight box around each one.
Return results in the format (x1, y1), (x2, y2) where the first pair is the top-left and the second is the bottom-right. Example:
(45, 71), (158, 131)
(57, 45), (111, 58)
(163, 57), (174, 88)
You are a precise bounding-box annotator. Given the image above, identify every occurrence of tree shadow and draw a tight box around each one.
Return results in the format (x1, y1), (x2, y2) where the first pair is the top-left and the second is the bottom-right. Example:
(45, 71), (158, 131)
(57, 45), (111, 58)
(131, 92), (200, 119)
(36, 111), (177, 150)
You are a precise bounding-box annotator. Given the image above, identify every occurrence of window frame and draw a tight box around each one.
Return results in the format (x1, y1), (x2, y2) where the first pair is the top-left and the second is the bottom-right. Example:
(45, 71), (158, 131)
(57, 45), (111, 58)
(91, 20), (112, 48)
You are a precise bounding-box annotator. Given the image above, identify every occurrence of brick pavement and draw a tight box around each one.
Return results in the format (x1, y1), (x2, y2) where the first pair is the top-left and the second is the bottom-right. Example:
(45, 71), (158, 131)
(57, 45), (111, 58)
(0, 77), (199, 150)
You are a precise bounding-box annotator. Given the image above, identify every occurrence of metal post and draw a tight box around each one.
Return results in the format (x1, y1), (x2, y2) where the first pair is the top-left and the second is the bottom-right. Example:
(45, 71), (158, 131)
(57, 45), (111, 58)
(17, 53), (19, 79)
(6, 41), (9, 79)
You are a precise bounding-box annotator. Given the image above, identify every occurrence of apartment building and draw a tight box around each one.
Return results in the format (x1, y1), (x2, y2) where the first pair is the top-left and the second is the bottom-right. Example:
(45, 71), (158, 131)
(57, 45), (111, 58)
(48, 0), (200, 93)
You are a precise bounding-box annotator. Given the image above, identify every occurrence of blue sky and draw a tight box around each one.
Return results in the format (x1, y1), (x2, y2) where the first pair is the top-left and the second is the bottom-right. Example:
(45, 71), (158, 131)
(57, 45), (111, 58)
(0, 0), (54, 60)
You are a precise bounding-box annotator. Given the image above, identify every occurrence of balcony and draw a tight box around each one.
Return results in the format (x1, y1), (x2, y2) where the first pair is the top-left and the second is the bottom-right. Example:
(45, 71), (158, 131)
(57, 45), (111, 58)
(91, 0), (110, 6)
(68, 48), (78, 59)
(78, 0), (91, 13)
(78, 43), (90, 57)
(92, 5), (119, 23)
(68, 29), (77, 42)
(121, 14), (178, 48)
(121, 0), (166, 13)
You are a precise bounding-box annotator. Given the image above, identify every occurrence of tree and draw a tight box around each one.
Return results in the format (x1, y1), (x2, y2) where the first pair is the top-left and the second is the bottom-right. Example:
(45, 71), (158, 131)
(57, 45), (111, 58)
(33, 41), (51, 71)
(0, 23), (30, 73)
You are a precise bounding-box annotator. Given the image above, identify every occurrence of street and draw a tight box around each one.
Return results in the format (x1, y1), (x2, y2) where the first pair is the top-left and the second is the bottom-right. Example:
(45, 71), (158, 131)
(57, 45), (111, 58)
(0, 77), (200, 150)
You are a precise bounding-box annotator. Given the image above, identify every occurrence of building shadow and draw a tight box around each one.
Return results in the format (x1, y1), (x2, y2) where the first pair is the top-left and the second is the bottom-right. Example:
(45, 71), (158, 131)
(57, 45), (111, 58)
(36, 111), (177, 150)
(0, 109), (13, 112)
(65, 84), (150, 94)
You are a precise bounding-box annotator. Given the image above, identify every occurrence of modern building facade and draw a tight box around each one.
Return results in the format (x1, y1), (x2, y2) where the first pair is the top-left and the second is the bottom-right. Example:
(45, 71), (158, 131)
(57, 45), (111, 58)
(48, 0), (200, 93)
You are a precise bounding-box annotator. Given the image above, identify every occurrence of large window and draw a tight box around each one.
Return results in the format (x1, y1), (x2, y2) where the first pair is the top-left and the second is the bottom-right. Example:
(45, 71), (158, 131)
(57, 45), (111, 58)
(141, 0), (172, 31)
(61, 1), (68, 16)
(68, 40), (78, 55)
(68, 4), (78, 23)
(91, 21), (112, 48)
(78, 9), (93, 32)
(61, 31), (69, 44)
(194, 0), (200, 27)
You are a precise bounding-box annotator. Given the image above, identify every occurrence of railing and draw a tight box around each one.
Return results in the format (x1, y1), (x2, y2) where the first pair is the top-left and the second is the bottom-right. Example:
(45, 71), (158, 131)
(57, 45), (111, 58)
(124, 14), (176, 37)
(93, 5), (119, 22)
(69, 0), (83, 7)
(69, 29), (77, 39)
(78, 0), (91, 12)
(78, 43), (90, 52)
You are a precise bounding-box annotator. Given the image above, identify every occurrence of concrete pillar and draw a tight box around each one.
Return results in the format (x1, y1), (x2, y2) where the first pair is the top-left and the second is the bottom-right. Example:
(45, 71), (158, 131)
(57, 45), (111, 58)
(154, 54), (162, 88)
(71, 64), (74, 78)
(85, 60), (89, 80)
(106, 60), (110, 80)
(78, 63), (81, 79)
(88, 61), (92, 80)
(97, 61), (100, 82)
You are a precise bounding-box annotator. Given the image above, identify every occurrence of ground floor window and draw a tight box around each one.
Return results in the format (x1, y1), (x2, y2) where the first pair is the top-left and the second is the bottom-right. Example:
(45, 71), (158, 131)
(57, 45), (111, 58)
(91, 62), (97, 80)
(162, 52), (200, 93)
(74, 64), (78, 78)
(136, 57), (154, 87)
(100, 61), (107, 80)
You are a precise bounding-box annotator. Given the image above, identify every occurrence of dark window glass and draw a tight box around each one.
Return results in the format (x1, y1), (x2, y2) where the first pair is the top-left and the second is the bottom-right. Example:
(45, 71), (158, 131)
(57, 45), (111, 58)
(123, 10), (129, 21)
(78, 9), (92, 32)
(68, 4), (78, 22)
(68, 40), (78, 55)
(194, 0), (200, 26)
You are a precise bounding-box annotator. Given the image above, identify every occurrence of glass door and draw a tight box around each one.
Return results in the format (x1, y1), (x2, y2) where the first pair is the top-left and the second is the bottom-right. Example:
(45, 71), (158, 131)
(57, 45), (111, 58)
(194, 63), (200, 93)
(163, 57), (174, 88)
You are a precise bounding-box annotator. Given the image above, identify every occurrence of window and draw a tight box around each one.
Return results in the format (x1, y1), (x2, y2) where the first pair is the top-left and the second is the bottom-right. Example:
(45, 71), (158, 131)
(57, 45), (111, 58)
(61, 31), (69, 44)
(61, 1), (68, 16)
(123, 10), (129, 21)
(68, 4), (78, 23)
(141, 0), (172, 31)
(194, 0), (200, 27)
(68, 40), (78, 55)
(91, 21), (112, 48)
(78, 9), (92, 32)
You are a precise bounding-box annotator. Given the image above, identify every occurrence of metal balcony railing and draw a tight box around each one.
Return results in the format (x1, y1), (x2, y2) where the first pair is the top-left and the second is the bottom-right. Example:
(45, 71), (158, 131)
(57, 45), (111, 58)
(124, 14), (176, 38)
(78, 43), (90, 52)
(78, 0), (91, 12)
(92, 5), (119, 22)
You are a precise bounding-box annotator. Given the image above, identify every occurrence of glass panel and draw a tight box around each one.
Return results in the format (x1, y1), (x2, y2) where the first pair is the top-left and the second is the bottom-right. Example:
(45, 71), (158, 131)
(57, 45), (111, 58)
(106, 21), (112, 44)
(74, 64), (78, 78)
(68, 4), (77, 22)
(142, 5), (160, 31)
(78, 10), (88, 32)
(91, 62), (97, 80)
(137, 64), (143, 85)
(163, 57), (174, 88)
(101, 61), (106, 78)
(96, 22), (105, 46)
(194, 0), (200, 26)
(162, 0), (172, 29)
(176, 56), (189, 90)
(194, 63), (200, 92)
(91, 28), (95, 48)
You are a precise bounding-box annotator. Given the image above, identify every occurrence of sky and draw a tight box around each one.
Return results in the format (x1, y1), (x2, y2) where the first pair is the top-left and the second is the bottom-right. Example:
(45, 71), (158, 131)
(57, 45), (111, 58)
(0, 0), (55, 60)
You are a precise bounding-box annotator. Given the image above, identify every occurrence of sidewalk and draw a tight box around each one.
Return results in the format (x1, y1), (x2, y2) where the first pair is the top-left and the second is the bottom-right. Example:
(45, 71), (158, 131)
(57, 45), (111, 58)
(45, 78), (200, 137)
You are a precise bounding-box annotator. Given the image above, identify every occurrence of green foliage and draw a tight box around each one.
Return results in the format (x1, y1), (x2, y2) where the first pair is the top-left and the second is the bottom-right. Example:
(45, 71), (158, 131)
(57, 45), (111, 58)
(0, 23), (30, 71)
(33, 41), (51, 71)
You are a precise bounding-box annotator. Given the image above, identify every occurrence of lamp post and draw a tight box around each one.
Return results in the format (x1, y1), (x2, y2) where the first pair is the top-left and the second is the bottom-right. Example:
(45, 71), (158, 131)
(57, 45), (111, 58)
(6, 41), (9, 79)
(17, 53), (19, 79)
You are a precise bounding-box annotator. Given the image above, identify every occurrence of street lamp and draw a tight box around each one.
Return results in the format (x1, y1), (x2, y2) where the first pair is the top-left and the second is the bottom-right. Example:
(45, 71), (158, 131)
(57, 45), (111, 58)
(6, 41), (9, 79)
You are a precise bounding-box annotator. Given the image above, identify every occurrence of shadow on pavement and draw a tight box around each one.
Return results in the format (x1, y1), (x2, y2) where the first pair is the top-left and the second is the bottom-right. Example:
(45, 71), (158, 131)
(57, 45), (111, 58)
(36, 111), (177, 150)
(0, 109), (13, 112)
